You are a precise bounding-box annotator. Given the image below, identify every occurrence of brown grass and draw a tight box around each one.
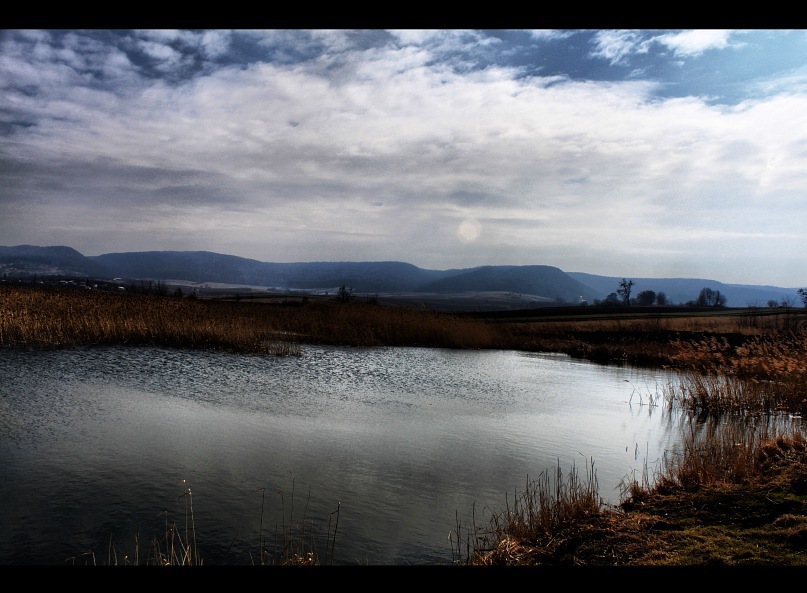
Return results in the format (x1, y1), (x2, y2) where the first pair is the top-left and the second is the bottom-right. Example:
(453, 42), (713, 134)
(452, 458), (602, 565)
(0, 284), (503, 354)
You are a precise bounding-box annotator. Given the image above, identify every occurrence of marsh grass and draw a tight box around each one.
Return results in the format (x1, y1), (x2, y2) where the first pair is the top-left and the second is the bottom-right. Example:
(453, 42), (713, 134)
(459, 415), (806, 565)
(0, 285), (502, 354)
(639, 416), (805, 495)
(452, 459), (601, 565)
(494, 308), (807, 367)
(253, 479), (341, 566)
(67, 480), (202, 566)
(667, 329), (807, 415)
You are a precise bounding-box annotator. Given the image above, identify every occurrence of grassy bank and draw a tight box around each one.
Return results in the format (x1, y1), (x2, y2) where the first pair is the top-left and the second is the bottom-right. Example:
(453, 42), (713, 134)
(457, 424), (807, 566)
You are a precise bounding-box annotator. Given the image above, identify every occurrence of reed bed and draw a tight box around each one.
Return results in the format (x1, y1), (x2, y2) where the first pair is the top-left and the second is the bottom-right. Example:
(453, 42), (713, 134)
(494, 308), (807, 369)
(0, 285), (504, 354)
(461, 415), (807, 565)
(67, 480), (203, 566)
(251, 480), (341, 566)
(452, 458), (601, 565)
(667, 329), (807, 415)
(632, 416), (807, 496)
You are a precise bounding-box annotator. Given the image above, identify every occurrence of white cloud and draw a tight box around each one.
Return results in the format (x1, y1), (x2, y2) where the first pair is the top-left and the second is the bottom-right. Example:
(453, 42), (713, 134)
(655, 30), (736, 56)
(199, 30), (232, 58)
(136, 39), (184, 66)
(590, 30), (651, 65)
(526, 30), (575, 41)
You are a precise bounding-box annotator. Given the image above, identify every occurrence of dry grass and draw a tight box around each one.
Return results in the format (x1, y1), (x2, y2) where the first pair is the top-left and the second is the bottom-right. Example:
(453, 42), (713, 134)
(492, 308), (807, 367)
(460, 421), (807, 566)
(667, 330), (807, 416)
(66, 480), (203, 566)
(0, 285), (503, 354)
(452, 459), (602, 565)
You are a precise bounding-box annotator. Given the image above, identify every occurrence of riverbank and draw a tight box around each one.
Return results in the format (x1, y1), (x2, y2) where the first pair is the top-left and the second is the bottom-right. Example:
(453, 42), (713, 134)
(462, 431), (807, 566)
(457, 309), (807, 565)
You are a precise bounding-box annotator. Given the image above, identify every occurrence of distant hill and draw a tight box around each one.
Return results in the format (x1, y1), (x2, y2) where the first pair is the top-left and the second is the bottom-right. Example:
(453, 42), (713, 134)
(417, 265), (598, 304)
(90, 252), (453, 293)
(0, 245), (801, 310)
(89, 252), (596, 303)
(0, 245), (108, 278)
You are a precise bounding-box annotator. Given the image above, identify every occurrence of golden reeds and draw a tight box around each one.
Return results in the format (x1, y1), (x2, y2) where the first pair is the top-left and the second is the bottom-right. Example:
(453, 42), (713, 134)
(453, 458), (601, 565)
(0, 285), (503, 355)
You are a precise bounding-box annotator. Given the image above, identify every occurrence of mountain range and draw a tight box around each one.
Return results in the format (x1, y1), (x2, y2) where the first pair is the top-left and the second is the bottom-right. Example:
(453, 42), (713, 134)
(0, 244), (802, 310)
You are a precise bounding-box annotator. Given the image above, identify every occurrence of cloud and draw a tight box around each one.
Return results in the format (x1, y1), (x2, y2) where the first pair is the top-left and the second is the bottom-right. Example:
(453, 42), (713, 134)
(655, 30), (737, 57)
(1, 30), (807, 285)
(590, 30), (652, 65)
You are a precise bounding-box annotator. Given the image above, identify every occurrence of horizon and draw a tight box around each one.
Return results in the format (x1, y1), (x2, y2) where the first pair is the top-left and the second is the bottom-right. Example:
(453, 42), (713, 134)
(2, 30), (807, 287)
(2, 242), (802, 289)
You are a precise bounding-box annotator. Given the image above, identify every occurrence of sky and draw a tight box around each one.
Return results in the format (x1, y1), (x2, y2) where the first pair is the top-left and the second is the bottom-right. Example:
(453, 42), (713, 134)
(2, 28), (807, 287)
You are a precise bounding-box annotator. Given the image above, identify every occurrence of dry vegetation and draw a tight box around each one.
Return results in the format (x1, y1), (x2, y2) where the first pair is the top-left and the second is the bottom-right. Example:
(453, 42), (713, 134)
(0, 284), (502, 354)
(3, 283), (807, 566)
(491, 307), (806, 368)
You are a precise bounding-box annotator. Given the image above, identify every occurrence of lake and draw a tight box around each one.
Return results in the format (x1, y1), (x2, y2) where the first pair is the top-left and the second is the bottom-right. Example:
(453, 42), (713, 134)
(0, 344), (685, 565)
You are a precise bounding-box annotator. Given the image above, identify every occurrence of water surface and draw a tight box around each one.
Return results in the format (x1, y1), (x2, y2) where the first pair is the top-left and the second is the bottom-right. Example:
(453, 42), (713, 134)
(0, 345), (682, 565)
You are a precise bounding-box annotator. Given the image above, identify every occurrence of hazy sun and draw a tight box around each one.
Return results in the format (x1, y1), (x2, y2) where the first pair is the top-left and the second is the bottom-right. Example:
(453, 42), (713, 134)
(458, 219), (481, 243)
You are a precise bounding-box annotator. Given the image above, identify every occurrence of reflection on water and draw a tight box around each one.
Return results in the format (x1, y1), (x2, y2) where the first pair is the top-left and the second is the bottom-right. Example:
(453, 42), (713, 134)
(1, 345), (689, 565)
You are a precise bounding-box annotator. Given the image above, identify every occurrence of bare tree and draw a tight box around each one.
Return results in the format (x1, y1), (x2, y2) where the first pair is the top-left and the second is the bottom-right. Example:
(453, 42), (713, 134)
(617, 279), (634, 306)
(693, 287), (727, 307)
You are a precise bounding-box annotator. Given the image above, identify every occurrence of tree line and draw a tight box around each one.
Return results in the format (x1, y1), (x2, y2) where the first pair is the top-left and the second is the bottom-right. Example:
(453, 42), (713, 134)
(593, 279), (728, 308)
(593, 280), (807, 309)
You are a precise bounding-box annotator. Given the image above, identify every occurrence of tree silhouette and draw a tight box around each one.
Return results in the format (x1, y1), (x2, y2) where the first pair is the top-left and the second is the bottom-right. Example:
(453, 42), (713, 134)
(635, 290), (656, 306)
(617, 279), (634, 306)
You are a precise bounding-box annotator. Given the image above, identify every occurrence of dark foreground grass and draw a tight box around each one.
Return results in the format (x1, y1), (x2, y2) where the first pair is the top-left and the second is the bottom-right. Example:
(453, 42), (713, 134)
(66, 479), (341, 566)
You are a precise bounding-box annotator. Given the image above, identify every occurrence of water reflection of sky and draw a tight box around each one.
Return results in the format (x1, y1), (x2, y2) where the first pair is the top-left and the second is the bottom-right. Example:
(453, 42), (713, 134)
(0, 345), (688, 565)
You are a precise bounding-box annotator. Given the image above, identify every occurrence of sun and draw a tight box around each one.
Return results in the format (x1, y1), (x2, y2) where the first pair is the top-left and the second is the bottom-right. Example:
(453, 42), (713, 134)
(458, 219), (481, 243)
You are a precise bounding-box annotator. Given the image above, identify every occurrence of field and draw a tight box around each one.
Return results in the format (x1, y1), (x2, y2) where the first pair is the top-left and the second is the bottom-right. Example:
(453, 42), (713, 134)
(2, 282), (806, 566)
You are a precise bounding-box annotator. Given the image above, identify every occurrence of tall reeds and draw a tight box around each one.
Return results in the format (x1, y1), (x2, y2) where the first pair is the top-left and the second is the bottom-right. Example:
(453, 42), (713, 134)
(67, 479), (202, 565)
(253, 478), (340, 566)
(0, 285), (504, 354)
(452, 458), (601, 565)
(668, 328), (807, 415)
